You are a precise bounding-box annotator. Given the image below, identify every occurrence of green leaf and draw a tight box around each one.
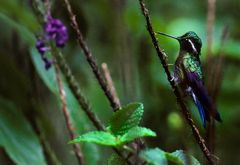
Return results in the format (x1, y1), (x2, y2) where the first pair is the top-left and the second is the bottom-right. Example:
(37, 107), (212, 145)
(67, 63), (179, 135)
(69, 131), (118, 146)
(166, 150), (201, 165)
(0, 13), (100, 164)
(0, 98), (46, 165)
(140, 148), (167, 165)
(108, 153), (127, 165)
(69, 127), (155, 147)
(0, 13), (35, 46)
(119, 127), (156, 144)
(140, 148), (201, 165)
(109, 102), (144, 135)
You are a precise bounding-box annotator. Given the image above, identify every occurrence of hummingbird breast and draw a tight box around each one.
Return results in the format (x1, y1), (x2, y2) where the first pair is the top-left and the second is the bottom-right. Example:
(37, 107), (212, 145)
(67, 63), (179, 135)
(173, 52), (203, 89)
(173, 53), (185, 85)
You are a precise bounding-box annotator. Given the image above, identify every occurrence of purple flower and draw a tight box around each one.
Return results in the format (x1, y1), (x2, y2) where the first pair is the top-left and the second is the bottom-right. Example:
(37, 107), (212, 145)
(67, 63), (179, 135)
(36, 39), (53, 70)
(36, 40), (48, 55)
(45, 16), (68, 47)
(36, 15), (68, 70)
(43, 58), (53, 70)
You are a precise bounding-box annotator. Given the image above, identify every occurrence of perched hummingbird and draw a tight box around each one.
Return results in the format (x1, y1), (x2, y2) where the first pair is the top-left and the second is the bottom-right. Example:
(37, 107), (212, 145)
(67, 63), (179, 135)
(157, 31), (222, 127)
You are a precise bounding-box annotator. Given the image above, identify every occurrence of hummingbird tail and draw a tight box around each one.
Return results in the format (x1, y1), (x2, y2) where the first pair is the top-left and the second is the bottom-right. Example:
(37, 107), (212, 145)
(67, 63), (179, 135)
(191, 90), (206, 128)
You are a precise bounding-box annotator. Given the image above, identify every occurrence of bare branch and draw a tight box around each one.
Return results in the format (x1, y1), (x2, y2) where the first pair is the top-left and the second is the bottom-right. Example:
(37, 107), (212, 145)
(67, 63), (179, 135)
(138, 0), (216, 164)
(54, 50), (105, 131)
(63, 0), (120, 111)
(206, 0), (216, 58)
(53, 61), (84, 165)
(101, 63), (121, 108)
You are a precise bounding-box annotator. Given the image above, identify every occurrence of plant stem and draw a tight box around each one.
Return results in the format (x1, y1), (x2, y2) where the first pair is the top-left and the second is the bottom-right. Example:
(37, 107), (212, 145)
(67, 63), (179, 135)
(54, 50), (105, 131)
(101, 63), (121, 108)
(206, 0), (216, 59)
(211, 26), (229, 101)
(63, 0), (120, 111)
(35, 118), (61, 165)
(53, 50), (134, 165)
(53, 61), (84, 165)
(205, 0), (217, 156)
(138, 1), (216, 164)
(206, 26), (228, 160)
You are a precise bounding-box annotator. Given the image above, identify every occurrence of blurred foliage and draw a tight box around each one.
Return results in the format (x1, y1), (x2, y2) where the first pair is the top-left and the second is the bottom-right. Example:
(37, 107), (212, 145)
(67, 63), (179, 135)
(70, 103), (156, 146)
(0, 0), (239, 164)
(140, 148), (201, 165)
(0, 98), (46, 165)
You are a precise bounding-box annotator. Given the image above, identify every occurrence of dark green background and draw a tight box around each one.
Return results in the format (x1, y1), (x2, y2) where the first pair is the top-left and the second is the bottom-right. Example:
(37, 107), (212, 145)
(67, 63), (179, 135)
(0, 0), (239, 164)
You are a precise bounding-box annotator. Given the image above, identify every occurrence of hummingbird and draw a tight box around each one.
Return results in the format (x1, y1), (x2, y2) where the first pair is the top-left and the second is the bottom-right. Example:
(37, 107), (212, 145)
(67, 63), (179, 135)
(157, 31), (222, 127)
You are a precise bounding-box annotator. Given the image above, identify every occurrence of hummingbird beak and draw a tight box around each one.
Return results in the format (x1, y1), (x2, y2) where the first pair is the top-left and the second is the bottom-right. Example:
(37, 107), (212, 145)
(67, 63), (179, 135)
(156, 32), (179, 40)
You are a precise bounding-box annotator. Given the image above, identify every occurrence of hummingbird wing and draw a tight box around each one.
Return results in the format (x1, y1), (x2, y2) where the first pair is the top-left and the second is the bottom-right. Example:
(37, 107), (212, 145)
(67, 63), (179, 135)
(185, 70), (222, 123)
(182, 56), (222, 126)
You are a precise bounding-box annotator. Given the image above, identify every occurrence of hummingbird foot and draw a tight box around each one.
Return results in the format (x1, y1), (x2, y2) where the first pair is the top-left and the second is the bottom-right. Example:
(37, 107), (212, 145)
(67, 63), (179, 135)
(170, 75), (177, 83)
(161, 49), (168, 59)
(186, 87), (192, 94)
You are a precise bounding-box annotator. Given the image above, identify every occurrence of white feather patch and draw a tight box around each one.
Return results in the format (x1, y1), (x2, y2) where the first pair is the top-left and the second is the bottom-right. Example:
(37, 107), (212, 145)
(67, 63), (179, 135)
(187, 39), (197, 54)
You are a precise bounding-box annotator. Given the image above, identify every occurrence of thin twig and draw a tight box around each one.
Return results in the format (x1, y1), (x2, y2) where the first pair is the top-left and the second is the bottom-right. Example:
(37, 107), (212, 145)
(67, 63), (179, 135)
(54, 50), (133, 165)
(206, 27), (228, 156)
(206, 0), (217, 95)
(35, 118), (61, 165)
(211, 26), (229, 101)
(205, 0), (217, 156)
(138, 1), (215, 164)
(63, 0), (120, 111)
(54, 50), (105, 131)
(101, 63), (121, 108)
(53, 61), (84, 165)
(206, 0), (216, 59)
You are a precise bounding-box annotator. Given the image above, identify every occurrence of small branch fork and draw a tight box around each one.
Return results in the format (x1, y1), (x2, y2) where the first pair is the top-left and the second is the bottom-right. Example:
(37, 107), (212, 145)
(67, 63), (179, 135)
(63, 0), (120, 111)
(138, 0), (216, 164)
(101, 63), (121, 108)
(61, 1), (138, 164)
(54, 50), (105, 131)
(53, 61), (84, 165)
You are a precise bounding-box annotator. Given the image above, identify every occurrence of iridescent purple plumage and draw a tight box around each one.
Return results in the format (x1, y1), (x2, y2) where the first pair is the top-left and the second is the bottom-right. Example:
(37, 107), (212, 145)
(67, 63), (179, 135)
(157, 31), (222, 127)
(186, 72), (222, 127)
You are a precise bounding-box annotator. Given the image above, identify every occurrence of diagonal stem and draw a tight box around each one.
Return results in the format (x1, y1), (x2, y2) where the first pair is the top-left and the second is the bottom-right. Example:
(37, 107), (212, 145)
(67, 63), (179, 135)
(138, 0), (216, 164)
(53, 61), (84, 165)
(101, 63), (121, 108)
(53, 49), (105, 131)
(62, 0), (120, 111)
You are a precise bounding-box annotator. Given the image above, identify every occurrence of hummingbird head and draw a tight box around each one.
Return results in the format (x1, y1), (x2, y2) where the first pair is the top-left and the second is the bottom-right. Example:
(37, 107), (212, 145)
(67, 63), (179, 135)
(157, 31), (202, 55)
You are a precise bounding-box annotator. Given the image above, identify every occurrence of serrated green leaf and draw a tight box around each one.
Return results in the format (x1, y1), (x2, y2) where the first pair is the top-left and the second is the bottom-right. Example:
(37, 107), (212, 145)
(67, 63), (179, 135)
(109, 102), (144, 135)
(0, 98), (46, 165)
(69, 131), (118, 146)
(119, 127), (156, 144)
(140, 148), (167, 165)
(108, 153), (127, 165)
(166, 150), (201, 165)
